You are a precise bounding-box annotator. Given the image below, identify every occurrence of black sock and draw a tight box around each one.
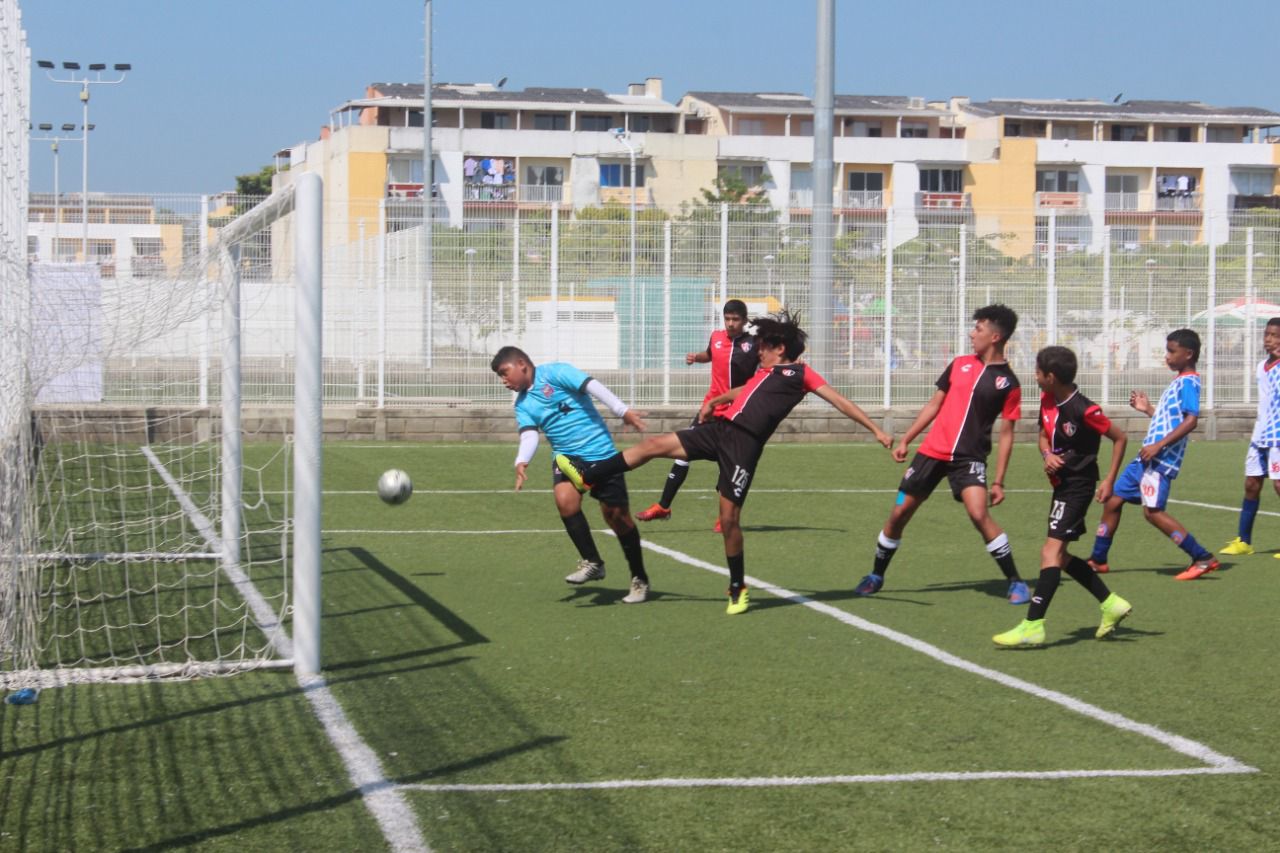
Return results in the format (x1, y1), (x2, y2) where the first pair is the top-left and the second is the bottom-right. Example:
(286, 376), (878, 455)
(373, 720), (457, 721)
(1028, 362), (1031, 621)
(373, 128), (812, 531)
(561, 511), (603, 565)
(583, 452), (629, 481)
(616, 524), (647, 582)
(873, 531), (899, 577)
(726, 552), (745, 588)
(1064, 555), (1111, 602)
(1027, 567), (1061, 621)
(659, 462), (689, 509)
(985, 533), (1020, 581)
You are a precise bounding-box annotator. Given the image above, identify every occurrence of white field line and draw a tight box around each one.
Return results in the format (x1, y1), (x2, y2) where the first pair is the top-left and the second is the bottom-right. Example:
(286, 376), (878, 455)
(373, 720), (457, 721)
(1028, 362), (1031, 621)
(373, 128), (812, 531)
(142, 448), (430, 853)
(381, 525), (1254, 793)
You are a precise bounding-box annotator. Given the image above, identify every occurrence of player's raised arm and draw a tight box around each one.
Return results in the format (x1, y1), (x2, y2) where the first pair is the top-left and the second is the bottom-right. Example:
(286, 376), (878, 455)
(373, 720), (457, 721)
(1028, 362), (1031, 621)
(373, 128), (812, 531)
(585, 378), (647, 432)
(811, 384), (892, 448)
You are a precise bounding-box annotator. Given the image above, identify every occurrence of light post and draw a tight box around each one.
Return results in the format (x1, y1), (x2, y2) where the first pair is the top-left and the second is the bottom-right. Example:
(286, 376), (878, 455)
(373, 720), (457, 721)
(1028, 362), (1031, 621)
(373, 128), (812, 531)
(612, 127), (639, 399)
(30, 122), (88, 257)
(764, 254), (775, 302)
(1145, 258), (1156, 317)
(36, 60), (131, 262)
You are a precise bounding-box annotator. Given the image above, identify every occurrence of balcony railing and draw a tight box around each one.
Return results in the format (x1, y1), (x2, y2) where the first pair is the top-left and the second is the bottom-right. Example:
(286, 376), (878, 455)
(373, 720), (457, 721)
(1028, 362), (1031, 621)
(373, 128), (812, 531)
(1105, 192), (1203, 211)
(518, 184), (565, 204)
(787, 189), (885, 209)
(463, 183), (516, 202)
(1232, 193), (1280, 211)
(1035, 191), (1084, 210)
(915, 191), (970, 210)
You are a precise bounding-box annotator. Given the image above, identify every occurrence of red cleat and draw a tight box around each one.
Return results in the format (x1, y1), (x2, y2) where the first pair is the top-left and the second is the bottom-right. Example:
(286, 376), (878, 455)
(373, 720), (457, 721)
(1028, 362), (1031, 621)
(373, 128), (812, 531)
(635, 503), (671, 522)
(1174, 558), (1220, 581)
(1087, 559), (1110, 574)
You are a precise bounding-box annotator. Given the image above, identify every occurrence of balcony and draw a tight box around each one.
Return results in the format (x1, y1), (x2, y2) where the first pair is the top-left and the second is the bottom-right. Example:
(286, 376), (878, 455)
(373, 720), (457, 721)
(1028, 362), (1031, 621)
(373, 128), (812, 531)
(1104, 192), (1203, 212)
(1035, 191), (1085, 210)
(1232, 194), (1280, 211)
(518, 184), (566, 205)
(463, 183), (516, 202)
(915, 191), (970, 210)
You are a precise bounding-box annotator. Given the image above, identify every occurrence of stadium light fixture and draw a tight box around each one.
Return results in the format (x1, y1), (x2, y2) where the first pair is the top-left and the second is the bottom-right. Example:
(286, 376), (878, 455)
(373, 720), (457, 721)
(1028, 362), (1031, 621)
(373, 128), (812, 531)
(29, 121), (92, 252)
(37, 58), (131, 261)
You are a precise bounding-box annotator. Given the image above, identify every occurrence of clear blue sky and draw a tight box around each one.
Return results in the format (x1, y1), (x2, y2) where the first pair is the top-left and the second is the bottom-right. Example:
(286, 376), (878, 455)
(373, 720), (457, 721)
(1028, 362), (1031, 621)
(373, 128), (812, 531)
(21, 0), (1280, 194)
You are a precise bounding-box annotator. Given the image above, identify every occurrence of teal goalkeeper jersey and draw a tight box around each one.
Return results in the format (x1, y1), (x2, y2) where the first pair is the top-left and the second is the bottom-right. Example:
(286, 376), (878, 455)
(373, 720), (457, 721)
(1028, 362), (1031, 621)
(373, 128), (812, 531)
(512, 363), (617, 462)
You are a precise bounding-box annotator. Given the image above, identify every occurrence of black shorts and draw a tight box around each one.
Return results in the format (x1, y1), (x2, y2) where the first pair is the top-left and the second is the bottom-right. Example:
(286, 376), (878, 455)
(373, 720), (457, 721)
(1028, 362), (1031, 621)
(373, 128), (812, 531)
(551, 456), (629, 507)
(1046, 480), (1094, 542)
(676, 420), (763, 506)
(899, 453), (989, 502)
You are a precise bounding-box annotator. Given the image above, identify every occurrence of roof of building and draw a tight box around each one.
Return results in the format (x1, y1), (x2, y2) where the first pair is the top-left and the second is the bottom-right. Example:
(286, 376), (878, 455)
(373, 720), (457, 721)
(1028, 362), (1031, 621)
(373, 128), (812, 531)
(683, 91), (948, 116)
(365, 82), (676, 112)
(963, 98), (1280, 124)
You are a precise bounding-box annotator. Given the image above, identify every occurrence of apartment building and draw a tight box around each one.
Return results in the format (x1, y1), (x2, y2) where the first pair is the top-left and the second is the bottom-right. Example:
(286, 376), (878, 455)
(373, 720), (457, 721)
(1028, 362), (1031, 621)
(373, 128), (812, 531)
(276, 81), (1280, 255)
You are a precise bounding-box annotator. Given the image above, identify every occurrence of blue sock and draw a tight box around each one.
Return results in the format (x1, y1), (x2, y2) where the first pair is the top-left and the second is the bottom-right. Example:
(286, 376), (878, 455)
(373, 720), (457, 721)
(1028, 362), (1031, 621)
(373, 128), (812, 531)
(1175, 532), (1211, 562)
(1090, 535), (1113, 563)
(1239, 498), (1260, 543)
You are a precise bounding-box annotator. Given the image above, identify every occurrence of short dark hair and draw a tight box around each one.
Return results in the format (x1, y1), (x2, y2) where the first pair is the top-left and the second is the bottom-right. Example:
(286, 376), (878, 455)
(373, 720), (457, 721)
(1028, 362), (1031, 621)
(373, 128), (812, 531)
(723, 299), (749, 319)
(752, 310), (808, 361)
(973, 304), (1018, 341)
(490, 345), (533, 373)
(1266, 317), (1280, 330)
(1035, 345), (1078, 385)
(1167, 328), (1201, 363)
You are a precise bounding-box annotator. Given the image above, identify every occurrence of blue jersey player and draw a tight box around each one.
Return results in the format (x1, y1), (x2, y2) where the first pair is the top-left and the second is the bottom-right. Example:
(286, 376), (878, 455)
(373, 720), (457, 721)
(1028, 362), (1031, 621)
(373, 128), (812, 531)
(1221, 318), (1280, 557)
(1086, 329), (1220, 581)
(491, 346), (652, 603)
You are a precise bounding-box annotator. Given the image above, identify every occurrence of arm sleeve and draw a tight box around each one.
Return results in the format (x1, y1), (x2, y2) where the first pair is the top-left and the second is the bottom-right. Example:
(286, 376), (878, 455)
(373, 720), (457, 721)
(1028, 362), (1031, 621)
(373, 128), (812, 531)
(514, 428), (540, 466)
(1180, 377), (1201, 416)
(1002, 386), (1022, 420)
(1083, 404), (1112, 435)
(935, 360), (955, 392)
(803, 366), (828, 393)
(585, 378), (629, 418)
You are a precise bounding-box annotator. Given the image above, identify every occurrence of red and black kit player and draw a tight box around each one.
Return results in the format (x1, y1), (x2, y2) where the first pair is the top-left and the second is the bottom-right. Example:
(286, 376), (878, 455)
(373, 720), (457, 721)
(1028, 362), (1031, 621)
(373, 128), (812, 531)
(855, 304), (1031, 604)
(556, 311), (891, 615)
(636, 299), (759, 525)
(993, 345), (1132, 646)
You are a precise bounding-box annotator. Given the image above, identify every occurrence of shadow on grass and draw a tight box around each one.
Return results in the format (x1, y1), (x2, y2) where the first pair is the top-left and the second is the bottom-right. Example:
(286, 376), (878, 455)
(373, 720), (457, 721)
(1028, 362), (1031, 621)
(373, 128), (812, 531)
(559, 585), (713, 607)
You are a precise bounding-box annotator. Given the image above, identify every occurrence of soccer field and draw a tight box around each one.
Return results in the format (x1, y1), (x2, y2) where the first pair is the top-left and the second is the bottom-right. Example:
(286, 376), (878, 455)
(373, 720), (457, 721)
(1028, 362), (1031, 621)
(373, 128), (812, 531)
(3, 439), (1278, 851)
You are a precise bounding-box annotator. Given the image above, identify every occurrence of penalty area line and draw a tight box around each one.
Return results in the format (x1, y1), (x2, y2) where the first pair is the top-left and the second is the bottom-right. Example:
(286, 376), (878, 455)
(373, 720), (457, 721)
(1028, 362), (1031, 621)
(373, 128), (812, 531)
(626, 537), (1257, 777)
(400, 764), (1246, 793)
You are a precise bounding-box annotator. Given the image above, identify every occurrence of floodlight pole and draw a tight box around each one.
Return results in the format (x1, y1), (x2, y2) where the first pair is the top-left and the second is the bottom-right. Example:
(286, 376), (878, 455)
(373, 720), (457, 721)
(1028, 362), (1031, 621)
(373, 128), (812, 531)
(36, 61), (130, 262)
(811, 0), (835, 374)
(31, 123), (87, 253)
(423, 0), (435, 367)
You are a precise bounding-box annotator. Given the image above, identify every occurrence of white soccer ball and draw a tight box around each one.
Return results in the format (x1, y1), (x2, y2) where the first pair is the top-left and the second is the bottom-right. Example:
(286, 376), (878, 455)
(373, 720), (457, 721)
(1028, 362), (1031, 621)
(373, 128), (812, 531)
(377, 468), (413, 505)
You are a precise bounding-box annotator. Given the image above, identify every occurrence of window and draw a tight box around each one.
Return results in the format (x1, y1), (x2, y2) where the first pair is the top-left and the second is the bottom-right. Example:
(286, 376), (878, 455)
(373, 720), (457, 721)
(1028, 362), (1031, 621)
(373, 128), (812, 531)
(901, 122), (929, 138)
(737, 118), (766, 136)
(1051, 125), (1079, 140)
(480, 111), (510, 129)
(848, 120), (881, 137)
(534, 113), (568, 131)
(27, 236), (38, 258)
(132, 237), (163, 256)
(1106, 174), (1140, 209)
(631, 114), (651, 132)
(387, 158), (426, 184)
(599, 162), (644, 187)
(847, 171), (884, 192)
(791, 169), (812, 191)
(919, 169), (963, 192)
(719, 163), (767, 187)
(1036, 170), (1080, 192)
(1160, 126), (1194, 142)
(1232, 170), (1274, 196)
(1110, 124), (1147, 142)
(407, 110), (424, 128)
(526, 165), (564, 186)
(579, 114), (613, 132)
(796, 119), (814, 135)
(1208, 126), (1243, 143)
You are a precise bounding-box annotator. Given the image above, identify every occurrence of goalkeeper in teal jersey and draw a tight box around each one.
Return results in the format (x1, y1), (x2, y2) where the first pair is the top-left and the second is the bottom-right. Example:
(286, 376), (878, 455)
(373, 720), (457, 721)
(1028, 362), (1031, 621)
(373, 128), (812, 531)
(1221, 318), (1280, 557)
(491, 346), (652, 603)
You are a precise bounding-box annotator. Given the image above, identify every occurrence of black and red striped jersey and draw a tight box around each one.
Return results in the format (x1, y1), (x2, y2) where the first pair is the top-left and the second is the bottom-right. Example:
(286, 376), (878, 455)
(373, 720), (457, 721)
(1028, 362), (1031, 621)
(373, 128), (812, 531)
(1040, 389), (1112, 485)
(703, 330), (759, 416)
(723, 362), (828, 442)
(919, 355), (1021, 462)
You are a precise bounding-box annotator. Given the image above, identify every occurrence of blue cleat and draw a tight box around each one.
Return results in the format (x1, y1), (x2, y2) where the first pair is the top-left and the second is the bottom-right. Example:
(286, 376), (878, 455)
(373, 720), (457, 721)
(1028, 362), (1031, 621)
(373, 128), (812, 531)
(1007, 580), (1031, 605)
(854, 573), (884, 597)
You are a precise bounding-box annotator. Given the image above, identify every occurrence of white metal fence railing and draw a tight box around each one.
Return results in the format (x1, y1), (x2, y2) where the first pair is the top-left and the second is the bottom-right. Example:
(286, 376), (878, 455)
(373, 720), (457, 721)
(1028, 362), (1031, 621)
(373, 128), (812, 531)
(21, 190), (1280, 411)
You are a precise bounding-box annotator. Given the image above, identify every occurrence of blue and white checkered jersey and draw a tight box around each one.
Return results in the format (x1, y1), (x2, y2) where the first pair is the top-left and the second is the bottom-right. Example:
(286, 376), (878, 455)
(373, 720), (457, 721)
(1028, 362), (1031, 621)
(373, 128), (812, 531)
(1140, 371), (1200, 478)
(512, 362), (617, 462)
(1250, 358), (1280, 446)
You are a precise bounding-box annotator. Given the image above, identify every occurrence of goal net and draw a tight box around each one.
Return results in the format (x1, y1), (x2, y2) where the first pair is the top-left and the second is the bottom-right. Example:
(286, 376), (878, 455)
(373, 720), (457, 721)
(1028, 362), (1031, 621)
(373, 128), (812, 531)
(1, 174), (325, 688)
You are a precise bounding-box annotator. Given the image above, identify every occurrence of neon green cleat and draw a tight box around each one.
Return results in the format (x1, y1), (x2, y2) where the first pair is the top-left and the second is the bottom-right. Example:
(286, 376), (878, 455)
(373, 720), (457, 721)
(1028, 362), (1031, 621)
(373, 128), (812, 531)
(992, 619), (1045, 647)
(1096, 593), (1132, 639)
(554, 454), (590, 493)
(726, 585), (750, 615)
(1220, 537), (1254, 556)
